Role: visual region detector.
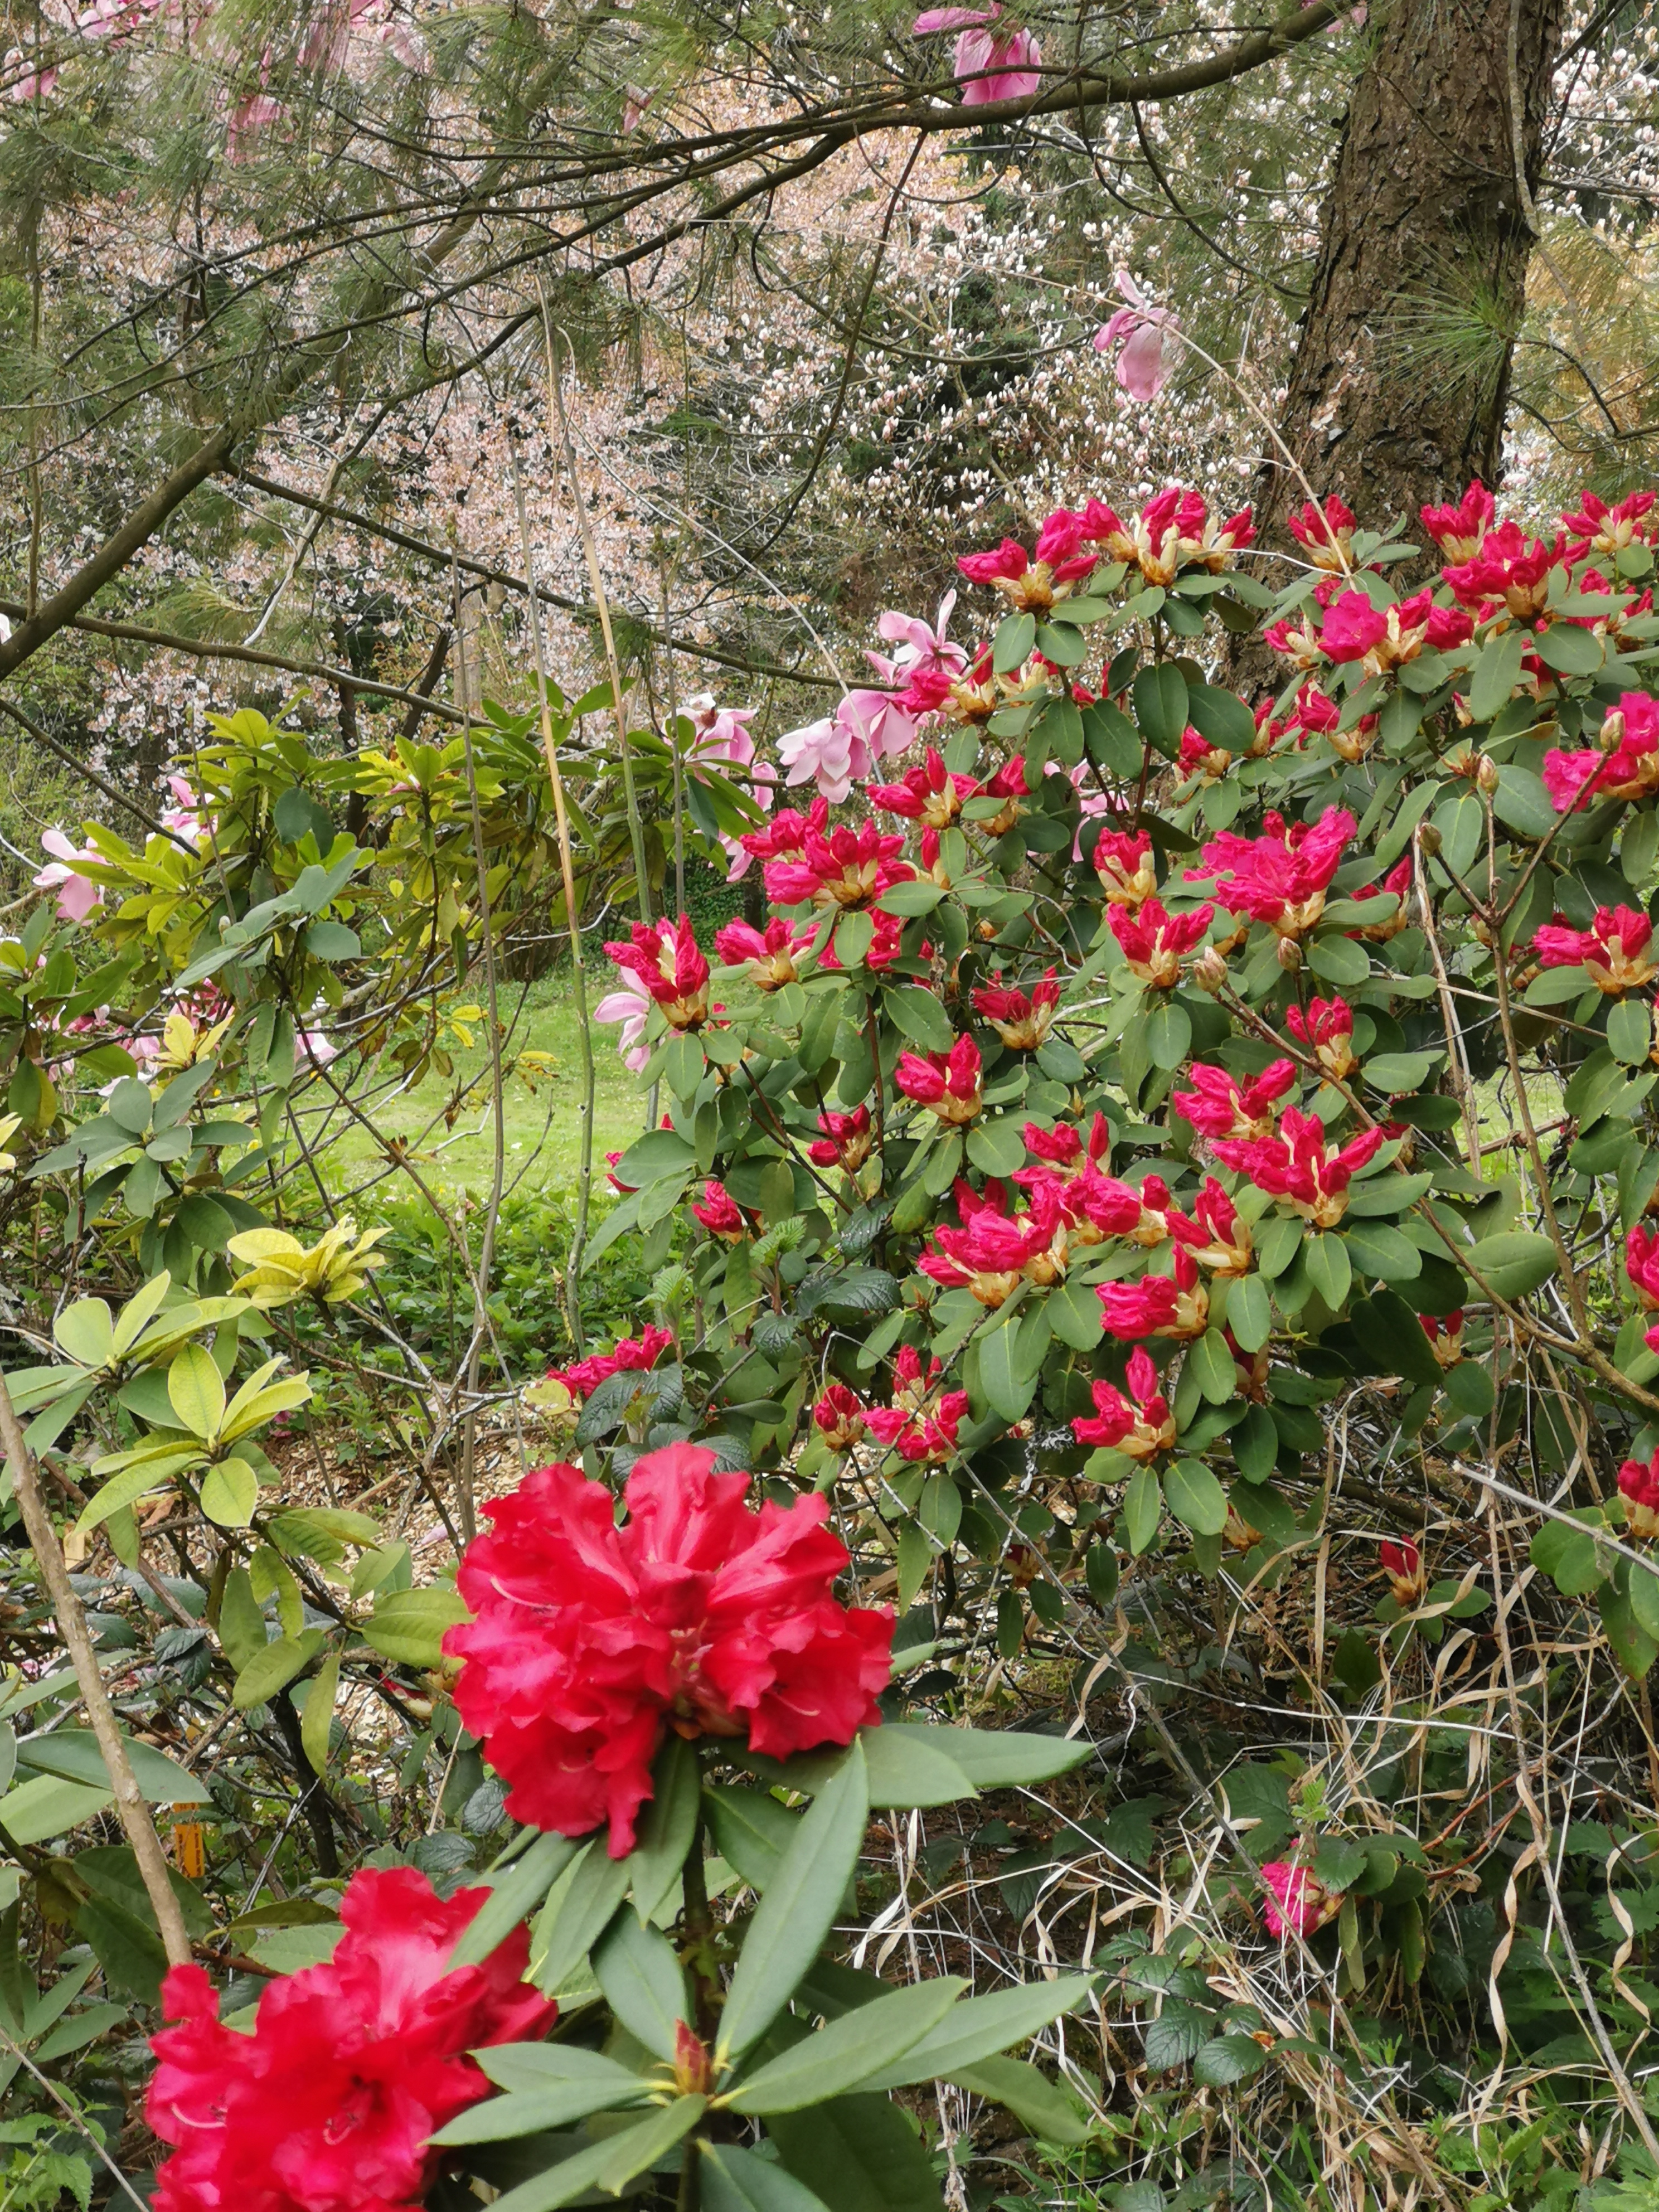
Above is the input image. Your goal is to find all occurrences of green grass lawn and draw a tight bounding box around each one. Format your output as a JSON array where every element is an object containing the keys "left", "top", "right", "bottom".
[{"left": 304, "top": 971, "right": 647, "bottom": 1206}]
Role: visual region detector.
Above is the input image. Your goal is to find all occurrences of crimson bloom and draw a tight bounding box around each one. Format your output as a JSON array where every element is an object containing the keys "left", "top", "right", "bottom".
[
  {"left": 765, "top": 820, "right": 913, "bottom": 911},
  {"left": 869, "top": 745, "right": 977, "bottom": 826},
  {"left": 1211, "top": 1107, "right": 1384, "bottom": 1228},
  {"left": 1286, "top": 492, "right": 1355, "bottom": 571},
  {"left": 1619, "top": 1451, "right": 1659, "bottom": 1540},
  {"left": 1168, "top": 1177, "right": 1253, "bottom": 1275},
  {"left": 1094, "top": 828, "right": 1156, "bottom": 904},
  {"left": 1192, "top": 808, "right": 1355, "bottom": 937},
  {"left": 544, "top": 1326, "right": 675, "bottom": 1411},
  {"left": 1172, "top": 1058, "right": 1296, "bottom": 1141},
  {"left": 919, "top": 1178, "right": 1066, "bottom": 1306},
  {"left": 1420, "top": 481, "right": 1496, "bottom": 563},
  {"left": 1072, "top": 1346, "right": 1173, "bottom": 1457},
  {"left": 813, "top": 1383, "right": 867, "bottom": 1451},
  {"left": 1260, "top": 1861, "right": 1337, "bottom": 1939},
  {"left": 603, "top": 914, "right": 709, "bottom": 1029},
  {"left": 715, "top": 915, "right": 816, "bottom": 989},
  {"left": 447, "top": 1444, "right": 892, "bottom": 1854},
  {"left": 1533, "top": 905, "right": 1658, "bottom": 994},
  {"left": 1109, "top": 897, "right": 1214, "bottom": 988},
  {"left": 1543, "top": 695, "right": 1659, "bottom": 811},
  {"left": 895, "top": 1032, "right": 983, "bottom": 1123},
  {"left": 147, "top": 1867, "right": 554, "bottom": 2212},
  {"left": 973, "top": 968, "right": 1060, "bottom": 1050},
  {"left": 1098, "top": 1243, "right": 1209, "bottom": 1342},
  {"left": 1379, "top": 1536, "right": 1427, "bottom": 1607},
  {"left": 1441, "top": 522, "right": 1563, "bottom": 618},
  {"left": 1023, "top": 1112, "right": 1112, "bottom": 1172},
  {"left": 809, "top": 1105, "right": 874, "bottom": 1173},
  {"left": 691, "top": 1178, "right": 748, "bottom": 1240},
  {"left": 1628, "top": 1225, "right": 1659, "bottom": 1310},
  {"left": 1286, "top": 995, "right": 1356, "bottom": 1080},
  {"left": 1562, "top": 488, "right": 1656, "bottom": 559}
]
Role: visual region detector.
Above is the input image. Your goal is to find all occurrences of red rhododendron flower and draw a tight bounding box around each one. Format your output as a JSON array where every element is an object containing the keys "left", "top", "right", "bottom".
[
  {"left": 764, "top": 819, "right": 913, "bottom": 910},
  {"left": 715, "top": 915, "right": 816, "bottom": 989},
  {"left": 1442, "top": 522, "right": 1563, "bottom": 617},
  {"left": 1545, "top": 696, "right": 1659, "bottom": 813},
  {"left": 972, "top": 968, "right": 1059, "bottom": 1050},
  {"left": 447, "top": 1444, "right": 892, "bottom": 1854},
  {"left": 1286, "top": 994, "right": 1356, "bottom": 1079},
  {"left": 147, "top": 1867, "right": 554, "bottom": 2212},
  {"left": 739, "top": 798, "right": 829, "bottom": 867},
  {"left": 919, "top": 1177, "right": 1068, "bottom": 1306},
  {"left": 1098, "top": 1243, "right": 1209, "bottom": 1341},
  {"left": 956, "top": 530, "right": 1092, "bottom": 610},
  {"left": 1379, "top": 1536, "right": 1426, "bottom": 1606},
  {"left": 1347, "top": 855, "right": 1413, "bottom": 940},
  {"left": 691, "top": 1178, "right": 748, "bottom": 1240},
  {"left": 603, "top": 914, "right": 710, "bottom": 1029},
  {"left": 1072, "top": 1346, "right": 1173, "bottom": 1457},
  {"left": 1094, "top": 828, "right": 1156, "bottom": 904},
  {"left": 1561, "top": 488, "right": 1656, "bottom": 559},
  {"left": 544, "top": 1326, "right": 675, "bottom": 1408},
  {"left": 1172, "top": 1058, "right": 1296, "bottom": 1140},
  {"left": 1420, "top": 481, "right": 1496, "bottom": 563},
  {"left": 1620, "top": 1451, "right": 1659, "bottom": 1539},
  {"left": 1191, "top": 808, "right": 1355, "bottom": 937},
  {"left": 895, "top": 1032, "right": 983, "bottom": 1123},
  {"left": 813, "top": 1382, "right": 867, "bottom": 1450},
  {"left": 1168, "top": 1177, "right": 1253, "bottom": 1275},
  {"left": 1286, "top": 492, "right": 1355, "bottom": 571},
  {"left": 1533, "top": 904, "right": 1658, "bottom": 994},
  {"left": 1628, "top": 1225, "right": 1659, "bottom": 1310},
  {"left": 809, "top": 1105, "right": 874, "bottom": 1172},
  {"left": 868, "top": 745, "right": 977, "bottom": 827},
  {"left": 1109, "top": 896, "right": 1214, "bottom": 987},
  {"left": 1212, "top": 1107, "right": 1384, "bottom": 1228}
]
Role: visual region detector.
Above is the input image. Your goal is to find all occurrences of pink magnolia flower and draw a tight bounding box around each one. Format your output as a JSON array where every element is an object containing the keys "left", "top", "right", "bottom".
[
  {"left": 4, "top": 54, "right": 58, "bottom": 100},
  {"left": 33, "top": 830, "right": 102, "bottom": 922},
  {"left": 595, "top": 968, "right": 654, "bottom": 1073},
  {"left": 1533, "top": 905, "right": 1658, "bottom": 994},
  {"left": 1073, "top": 1346, "right": 1174, "bottom": 1457},
  {"left": 837, "top": 687, "right": 918, "bottom": 767},
  {"left": 776, "top": 714, "right": 869, "bottom": 804},
  {"left": 298, "top": 1031, "right": 337, "bottom": 1070},
  {"left": 1092, "top": 270, "right": 1181, "bottom": 402},
  {"left": 914, "top": 3, "right": 1042, "bottom": 104},
  {"left": 875, "top": 594, "right": 967, "bottom": 681}
]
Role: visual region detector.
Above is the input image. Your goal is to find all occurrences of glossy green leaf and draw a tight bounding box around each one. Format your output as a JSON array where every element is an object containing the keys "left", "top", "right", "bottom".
[
  {"left": 448, "top": 1833, "right": 581, "bottom": 1972},
  {"left": 727, "top": 1978, "right": 964, "bottom": 2113},
  {"left": 593, "top": 1910, "right": 690, "bottom": 2062},
  {"left": 700, "top": 2143, "right": 833, "bottom": 2212},
  {"left": 535, "top": 1838, "right": 633, "bottom": 1991},
  {"left": 1124, "top": 1467, "right": 1162, "bottom": 1554},
  {"left": 488, "top": 2098, "right": 706, "bottom": 2212},
  {"left": 232, "top": 1629, "right": 324, "bottom": 1710},
  {"left": 1471, "top": 1230, "right": 1558, "bottom": 1301},
  {"left": 629, "top": 1733, "right": 702, "bottom": 1923},
  {"left": 1163, "top": 1458, "right": 1228, "bottom": 1537},
  {"left": 858, "top": 1973, "right": 1095, "bottom": 2090}
]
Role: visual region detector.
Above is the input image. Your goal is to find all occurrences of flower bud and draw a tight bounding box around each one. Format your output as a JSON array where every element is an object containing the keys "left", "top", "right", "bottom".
[
  {"left": 1417, "top": 823, "right": 1442, "bottom": 858},
  {"left": 1476, "top": 753, "right": 1499, "bottom": 795},
  {"left": 1276, "top": 935, "right": 1302, "bottom": 974},
  {"left": 1192, "top": 946, "right": 1229, "bottom": 995}
]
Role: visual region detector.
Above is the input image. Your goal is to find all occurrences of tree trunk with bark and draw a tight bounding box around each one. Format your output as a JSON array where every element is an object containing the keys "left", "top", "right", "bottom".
[{"left": 1257, "top": 0, "right": 1565, "bottom": 547}]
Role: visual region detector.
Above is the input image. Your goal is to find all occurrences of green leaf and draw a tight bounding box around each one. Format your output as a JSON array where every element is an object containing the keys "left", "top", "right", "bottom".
[
  {"left": 1186, "top": 1329, "right": 1235, "bottom": 1406},
  {"left": 978, "top": 1318, "right": 1037, "bottom": 1423},
  {"left": 1629, "top": 1559, "right": 1659, "bottom": 1643},
  {"left": 1445, "top": 1360, "right": 1495, "bottom": 1421},
  {"left": 1146, "top": 998, "right": 1192, "bottom": 1068},
  {"left": 11, "top": 1728, "right": 208, "bottom": 1804},
  {"left": 593, "top": 1910, "right": 690, "bottom": 2063},
  {"left": 718, "top": 1739, "right": 869, "bottom": 2060},
  {"left": 430, "top": 2074, "right": 651, "bottom": 2145},
  {"left": 767, "top": 2094, "right": 942, "bottom": 2212},
  {"left": 1226, "top": 1273, "right": 1272, "bottom": 1352},
  {"left": 359, "top": 1586, "right": 468, "bottom": 1666},
  {"left": 448, "top": 1833, "right": 581, "bottom": 1972},
  {"left": 1132, "top": 663, "right": 1189, "bottom": 759},
  {"left": 881, "top": 983, "right": 955, "bottom": 1052},
  {"left": 478, "top": 2044, "right": 649, "bottom": 2095},
  {"left": 1191, "top": 2035, "right": 1268, "bottom": 2088},
  {"left": 1185, "top": 684, "right": 1257, "bottom": 755},
  {"left": 1143, "top": 2000, "right": 1214, "bottom": 2072},
  {"left": 727, "top": 1978, "right": 964, "bottom": 2113},
  {"left": 629, "top": 1734, "right": 702, "bottom": 1924},
  {"left": 702, "top": 1785, "right": 800, "bottom": 1892},
  {"left": 1468, "top": 628, "right": 1525, "bottom": 721},
  {"left": 232, "top": 1629, "right": 324, "bottom": 1710},
  {"left": 1304, "top": 1231, "right": 1352, "bottom": 1310},
  {"left": 1493, "top": 765, "right": 1559, "bottom": 840},
  {"left": 950, "top": 2056, "right": 1089, "bottom": 2145},
  {"left": 1163, "top": 1459, "right": 1228, "bottom": 1538},
  {"left": 664, "top": 1031, "right": 705, "bottom": 1099},
  {"left": 200, "top": 1457, "right": 259, "bottom": 1527},
  {"left": 488, "top": 2100, "right": 706, "bottom": 2212},
  {"left": 1124, "top": 1466, "right": 1162, "bottom": 1554},
  {"left": 1533, "top": 621, "right": 1604, "bottom": 676},
  {"left": 1362, "top": 1051, "right": 1434, "bottom": 1093},
  {"left": 993, "top": 612, "right": 1036, "bottom": 673},
  {"left": 1609, "top": 997, "right": 1653, "bottom": 1066},
  {"left": 167, "top": 1343, "right": 225, "bottom": 1441},
  {"left": 859, "top": 1726, "right": 978, "bottom": 1809},
  {"left": 1231, "top": 1403, "right": 1277, "bottom": 1482},
  {"left": 535, "top": 1839, "right": 632, "bottom": 1990},
  {"left": 52, "top": 1297, "right": 114, "bottom": 1370},
  {"left": 299, "top": 1647, "right": 340, "bottom": 1773},
  {"left": 1307, "top": 934, "right": 1370, "bottom": 989},
  {"left": 1471, "top": 1230, "right": 1558, "bottom": 1301},
  {"left": 1529, "top": 1517, "right": 1606, "bottom": 1597},
  {"left": 700, "top": 2143, "right": 833, "bottom": 2212},
  {"left": 858, "top": 1975, "right": 1095, "bottom": 2090},
  {"left": 1340, "top": 1222, "right": 1422, "bottom": 1282},
  {"left": 874, "top": 879, "right": 945, "bottom": 917},
  {"left": 112, "top": 1278, "right": 176, "bottom": 1355},
  {"left": 75, "top": 1453, "right": 202, "bottom": 1533},
  {"left": 1348, "top": 1292, "right": 1443, "bottom": 1385},
  {"left": 1046, "top": 1279, "right": 1104, "bottom": 1350}
]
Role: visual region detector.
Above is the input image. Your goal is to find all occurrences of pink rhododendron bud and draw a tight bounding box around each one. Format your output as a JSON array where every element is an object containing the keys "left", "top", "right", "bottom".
[
  {"left": 1108, "top": 897, "right": 1214, "bottom": 988},
  {"left": 808, "top": 1105, "right": 874, "bottom": 1173},
  {"left": 1286, "top": 492, "right": 1356, "bottom": 572},
  {"left": 1420, "top": 481, "right": 1496, "bottom": 563},
  {"left": 446, "top": 1445, "right": 892, "bottom": 1853},
  {"left": 691, "top": 1178, "right": 748, "bottom": 1241},
  {"left": 1092, "top": 269, "right": 1181, "bottom": 402},
  {"left": 1379, "top": 1536, "right": 1427, "bottom": 1607},
  {"left": 895, "top": 1033, "right": 983, "bottom": 1124},
  {"left": 1533, "top": 905, "right": 1658, "bottom": 995},
  {"left": 603, "top": 915, "right": 710, "bottom": 1030},
  {"left": 1211, "top": 1107, "right": 1384, "bottom": 1229},
  {"left": 1072, "top": 1346, "right": 1175, "bottom": 1457},
  {"left": 972, "top": 968, "right": 1059, "bottom": 1050},
  {"left": 1098, "top": 1243, "right": 1209, "bottom": 1342},
  {"left": 1620, "top": 1452, "right": 1659, "bottom": 1540},
  {"left": 813, "top": 1382, "right": 867, "bottom": 1451},
  {"left": 1172, "top": 1059, "right": 1296, "bottom": 1141},
  {"left": 1286, "top": 994, "right": 1356, "bottom": 1080},
  {"left": 1168, "top": 1177, "right": 1253, "bottom": 1275},
  {"left": 1276, "top": 935, "right": 1303, "bottom": 974},
  {"left": 1260, "top": 1861, "right": 1338, "bottom": 1939},
  {"left": 1628, "top": 1226, "right": 1659, "bottom": 1311},
  {"left": 147, "top": 1867, "right": 556, "bottom": 2212},
  {"left": 1190, "top": 807, "right": 1355, "bottom": 938}
]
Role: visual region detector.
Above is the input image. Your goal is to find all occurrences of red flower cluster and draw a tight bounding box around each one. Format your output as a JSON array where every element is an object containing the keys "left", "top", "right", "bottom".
[
  {"left": 1094, "top": 828, "right": 1157, "bottom": 905},
  {"left": 764, "top": 818, "right": 913, "bottom": 910},
  {"left": 1211, "top": 1106, "right": 1384, "bottom": 1228},
  {"left": 1563, "top": 488, "right": 1656, "bottom": 560},
  {"left": 1260, "top": 1861, "right": 1338, "bottom": 1939},
  {"left": 1348, "top": 855, "right": 1413, "bottom": 939},
  {"left": 1419, "top": 1309, "right": 1464, "bottom": 1366},
  {"left": 1420, "top": 481, "right": 1496, "bottom": 562},
  {"left": 1544, "top": 694, "right": 1659, "bottom": 811},
  {"left": 1286, "top": 994, "right": 1356, "bottom": 1080},
  {"left": 972, "top": 968, "right": 1059, "bottom": 1050},
  {"left": 1442, "top": 521, "right": 1562, "bottom": 618},
  {"left": 813, "top": 1381, "right": 867, "bottom": 1450},
  {"left": 1534, "top": 904, "right": 1658, "bottom": 994},
  {"left": 1168, "top": 1177, "right": 1253, "bottom": 1275},
  {"left": 1286, "top": 491, "right": 1355, "bottom": 571},
  {"left": 544, "top": 1326, "right": 675, "bottom": 1410},
  {"left": 1628, "top": 1226, "right": 1659, "bottom": 1309},
  {"left": 1317, "top": 588, "right": 1470, "bottom": 673},
  {"left": 447, "top": 1444, "right": 892, "bottom": 1854},
  {"left": 895, "top": 1032, "right": 983, "bottom": 1123},
  {"left": 1097, "top": 1242, "right": 1208, "bottom": 1341},
  {"left": 809, "top": 1105, "right": 874, "bottom": 1172},
  {"left": 863, "top": 1345, "right": 968, "bottom": 1462},
  {"left": 1191, "top": 808, "right": 1355, "bottom": 938},
  {"left": 869, "top": 745, "right": 977, "bottom": 827},
  {"left": 691, "top": 1178, "right": 749, "bottom": 1240},
  {"left": 1022, "top": 1112, "right": 1113, "bottom": 1171},
  {"left": 1072, "top": 1346, "right": 1174, "bottom": 1458},
  {"left": 148, "top": 1867, "right": 554, "bottom": 2212},
  {"left": 919, "top": 1176, "right": 1070, "bottom": 1307},
  {"left": 1109, "top": 896, "right": 1214, "bottom": 988},
  {"left": 1621, "top": 1452, "right": 1659, "bottom": 1539},
  {"left": 1173, "top": 1058, "right": 1295, "bottom": 1141},
  {"left": 715, "top": 915, "right": 816, "bottom": 989},
  {"left": 1079, "top": 489, "right": 1253, "bottom": 588},
  {"left": 603, "top": 914, "right": 710, "bottom": 1029},
  {"left": 1379, "top": 1536, "right": 1427, "bottom": 1607}
]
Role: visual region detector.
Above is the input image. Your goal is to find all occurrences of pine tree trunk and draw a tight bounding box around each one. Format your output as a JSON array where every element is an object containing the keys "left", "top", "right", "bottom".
[{"left": 1256, "top": 0, "right": 1565, "bottom": 542}]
